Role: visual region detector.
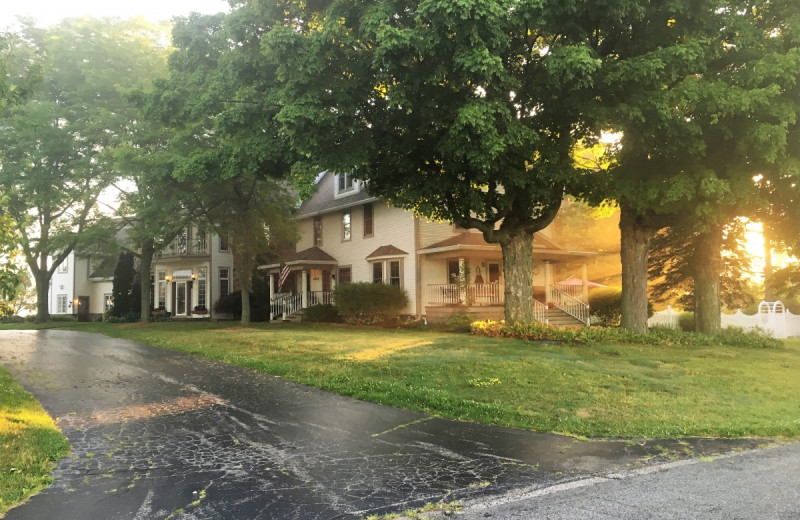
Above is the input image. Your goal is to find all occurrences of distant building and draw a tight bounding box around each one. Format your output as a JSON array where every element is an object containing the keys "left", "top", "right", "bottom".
[{"left": 49, "top": 225, "right": 234, "bottom": 320}]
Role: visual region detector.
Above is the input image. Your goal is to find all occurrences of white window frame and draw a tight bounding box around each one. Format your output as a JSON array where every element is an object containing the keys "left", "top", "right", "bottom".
[
  {"left": 334, "top": 172, "right": 358, "bottom": 198},
  {"left": 56, "top": 294, "right": 68, "bottom": 314},
  {"left": 57, "top": 258, "right": 68, "bottom": 274},
  {"left": 219, "top": 267, "right": 230, "bottom": 298},
  {"left": 363, "top": 203, "right": 374, "bottom": 237},
  {"left": 342, "top": 210, "right": 351, "bottom": 241},
  {"left": 104, "top": 293, "right": 113, "bottom": 311}
]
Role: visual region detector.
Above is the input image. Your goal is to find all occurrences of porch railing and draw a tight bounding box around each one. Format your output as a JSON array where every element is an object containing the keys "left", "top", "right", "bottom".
[
  {"left": 270, "top": 291, "right": 332, "bottom": 319},
  {"left": 428, "top": 283, "right": 503, "bottom": 306},
  {"left": 534, "top": 299, "right": 548, "bottom": 323},
  {"left": 553, "top": 283, "right": 584, "bottom": 300},
  {"left": 159, "top": 237, "right": 209, "bottom": 257},
  {"left": 550, "top": 286, "right": 590, "bottom": 325}
]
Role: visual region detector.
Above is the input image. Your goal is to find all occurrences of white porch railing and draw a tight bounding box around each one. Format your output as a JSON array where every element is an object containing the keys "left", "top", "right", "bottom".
[
  {"left": 549, "top": 286, "right": 590, "bottom": 325},
  {"left": 553, "top": 283, "right": 583, "bottom": 300},
  {"left": 427, "top": 283, "right": 503, "bottom": 306},
  {"left": 534, "top": 299, "right": 548, "bottom": 323},
  {"left": 270, "top": 291, "right": 332, "bottom": 320}
]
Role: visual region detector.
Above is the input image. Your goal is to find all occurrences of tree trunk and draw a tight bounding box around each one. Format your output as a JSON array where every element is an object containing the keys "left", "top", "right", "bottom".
[
  {"left": 35, "top": 270, "right": 50, "bottom": 323},
  {"left": 763, "top": 228, "right": 774, "bottom": 302},
  {"left": 139, "top": 242, "right": 155, "bottom": 323},
  {"left": 500, "top": 229, "right": 535, "bottom": 323},
  {"left": 693, "top": 225, "right": 722, "bottom": 333},
  {"left": 619, "top": 204, "right": 652, "bottom": 334}
]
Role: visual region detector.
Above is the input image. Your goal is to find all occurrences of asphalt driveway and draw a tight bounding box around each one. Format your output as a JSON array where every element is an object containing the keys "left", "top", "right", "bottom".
[{"left": 0, "top": 330, "right": 770, "bottom": 519}]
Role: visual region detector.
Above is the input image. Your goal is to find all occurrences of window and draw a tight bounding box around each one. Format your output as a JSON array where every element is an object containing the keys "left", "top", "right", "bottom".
[
  {"left": 219, "top": 267, "right": 230, "bottom": 298},
  {"left": 342, "top": 210, "right": 351, "bottom": 241},
  {"left": 57, "top": 258, "right": 68, "bottom": 274},
  {"left": 372, "top": 262, "right": 383, "bottom": 284},
  {"left": 336, "top": 172, "right": 356, "bottom": 195},
  {"left": 389, "top": 260, "right": 401, "bottom": 286},
  {"left": 363, "top": 203, "right": 374, "bottom": 237},
  {"left": 219, "top": 234, "right": 230, "bottom": 252},
  {"left": 150, "top": 274, "right": 155, "bottom": 309},
  {"left": 337, "top": 266, "right": 351, "bottom": 285},
  {"left": 104, "top": 293, "right": 113, "bottom": 311},
  {"left": 197, "top": 268, "right": 207, "bottom": 308},
  {"left": 157, "top": 271, "right": 167, "bottom": 308},
  {"left": 313, "top": 217, "right": 323, "bottom": 247},
  {"left": 56, "top": 294, "right": 68, "bottom": 314}
]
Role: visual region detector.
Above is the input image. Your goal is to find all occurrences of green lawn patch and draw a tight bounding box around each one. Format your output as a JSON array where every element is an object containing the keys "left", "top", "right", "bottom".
[
  {"left": 0, "top": 366, "right": 70, "bottom": 516},
  {"left": 5, "top": 321, "right": 800, "bottom": 439}
]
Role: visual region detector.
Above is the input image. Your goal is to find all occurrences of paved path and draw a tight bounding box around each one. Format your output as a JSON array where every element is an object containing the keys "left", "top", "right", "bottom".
[{"left": 0, "top": 330, "right": 771, "bottom": 519}]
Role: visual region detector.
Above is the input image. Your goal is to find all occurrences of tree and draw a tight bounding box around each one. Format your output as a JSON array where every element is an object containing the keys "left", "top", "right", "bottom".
[
  {"left": 649, "top": 221, "right": 757, "bottom": 312},
  {"left": 0, "top": 18, "right": 172, "bottom": 321},
  {"left": 265, "top": 0, "right": 608, "bottom": 323},
  {"left": 148, "top": 10, "right": 297, "bottom": 326},
  {"left": 110, "top": 251, "right": 137, "bottom": 318},
  {"left": 596, "top": 0, "right": 800, "bottom": 332}
]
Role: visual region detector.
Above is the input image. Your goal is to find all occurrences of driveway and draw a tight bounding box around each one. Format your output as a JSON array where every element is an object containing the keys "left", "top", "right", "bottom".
[{"left": 0, "top": 330, "right": 769, "bottom": 519}]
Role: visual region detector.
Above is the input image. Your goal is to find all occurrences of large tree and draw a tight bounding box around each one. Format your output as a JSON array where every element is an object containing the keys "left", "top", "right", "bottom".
[
  {"left": 0, "top": 18, "right": 172, "bottom": 321},
  {"left": 148, "top": 10, "right": 297, "bottom": 326},
  {"left": 265, "top": 0, "right": 608, "bottom": 323},
  {"left": 595, "top": 0, "right": 800, "bottom": 333}
]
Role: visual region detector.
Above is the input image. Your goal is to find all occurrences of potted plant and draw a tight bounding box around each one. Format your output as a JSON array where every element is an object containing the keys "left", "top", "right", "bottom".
[{"left": 191, "top": 305, "right": 208, "bottom": 315}]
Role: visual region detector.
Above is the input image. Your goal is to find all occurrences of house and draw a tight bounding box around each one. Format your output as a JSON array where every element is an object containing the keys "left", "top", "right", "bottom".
[
  {"left": 49, "top": 224, "right": 234, "bottom": 320},
  {"left": 261, "top": 171, "right": 596, "bottom": 325}
]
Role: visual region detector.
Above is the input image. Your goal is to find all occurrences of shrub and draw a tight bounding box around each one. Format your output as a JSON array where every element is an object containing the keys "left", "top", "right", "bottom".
[
  {"left": 304, "top": 304, "right": 341, "bottom": 323},
  {"left": 678, "top": 312, "right": 695, "bottom": 332},
  {"left": 470, "top": 320, "right": 783, "bottom": 349},
  {"left": 589, "top": 287, "right": 654, "bottom": 326},
  {"left": 333, "top": 282, "right": 409, "bottom": 324},
  {"left": 49, "top": 315, "right": 77, "bottom": 323},
  {"left": 446, "top": 312, "right": 473, "bottom": 333},
  {"left": 213, "top": 290, "right": 268, "bottom": 321}
]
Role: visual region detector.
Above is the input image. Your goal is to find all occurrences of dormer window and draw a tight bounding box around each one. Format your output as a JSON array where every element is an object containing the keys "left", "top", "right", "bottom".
[{"left": 334, "top": 172, "right": 358, "bottom": 198}]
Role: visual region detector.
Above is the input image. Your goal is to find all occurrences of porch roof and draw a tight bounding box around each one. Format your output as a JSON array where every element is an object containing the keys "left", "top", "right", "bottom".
[
  {"left": 366, "top": 245, "right": 408, "bottom": 260},
  {"left": 258, "top": 246, "right": 338, "bottom": 272},
  {"left": 420, "top": 232, "right": 595, "bottom": 261}
]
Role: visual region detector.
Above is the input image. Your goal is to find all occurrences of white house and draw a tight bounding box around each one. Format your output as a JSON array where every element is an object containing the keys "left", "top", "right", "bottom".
[
  {"left": 261, "top": 171, "right": 596, "bottom": 324},
  {"left": 49, "top": 225, "right": 234, "bottom": 320}
]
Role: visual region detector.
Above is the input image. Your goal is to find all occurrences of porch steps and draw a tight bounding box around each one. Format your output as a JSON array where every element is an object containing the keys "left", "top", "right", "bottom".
[
  {"left": 545, "top": 307, "right": 587, "bottom": 328},
  {"left": 281, "top": 310, "right": 304, "bottom": 323}
]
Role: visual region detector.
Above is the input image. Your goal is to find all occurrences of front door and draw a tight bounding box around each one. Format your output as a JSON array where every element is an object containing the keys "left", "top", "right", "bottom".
[{"left": 176, "top": 282, "right": 187, "bottom": 316}]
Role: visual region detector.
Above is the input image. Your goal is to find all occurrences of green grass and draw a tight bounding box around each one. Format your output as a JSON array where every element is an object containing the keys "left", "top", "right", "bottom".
[
  {"left": 0, "top": 365, "right": 70, "bottom": 516},
  {"left": 4, "top": 321, "right": 800, "bottom": 439}
]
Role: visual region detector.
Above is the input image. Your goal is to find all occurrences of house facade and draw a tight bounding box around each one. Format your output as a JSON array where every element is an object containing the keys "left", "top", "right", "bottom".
[
  {"left": 262, "top": 172, "right": 596, "bottom": 324},
  {"left": 49, "top": 225, "right": 234, "bottom": 320}
]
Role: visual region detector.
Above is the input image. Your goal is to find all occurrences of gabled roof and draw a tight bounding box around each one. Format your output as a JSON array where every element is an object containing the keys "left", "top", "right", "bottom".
[
  {"left": 366, "top": 245, "right": 408, "bottom": 260},
  {"left": 259, "top": 246, "right": 338, "bottom": 271},
  {"left": 420, "top": 232, "right": 500, "bottom": 254},
  {"left": 296, "top": 171, "right": 377, "bottom": 219}
]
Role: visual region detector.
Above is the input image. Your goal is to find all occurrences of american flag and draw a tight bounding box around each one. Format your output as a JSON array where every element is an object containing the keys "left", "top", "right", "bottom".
[{"left": 277, "top": 263, "right": 291, "bottom": 292}]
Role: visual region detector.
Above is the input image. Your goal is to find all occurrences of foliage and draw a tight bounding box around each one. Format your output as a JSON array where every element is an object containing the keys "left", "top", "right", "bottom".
[
  {"left": 589, "top": 287, "right": 652, "bottom": 327},
  {"left": 470, "top": 320, "right": 783, "bottom": 350},
  {"left": 0, "top": 18, "right": 170, "bottom": 321},
  {"left": 110, "top": 252, "right": 138, "bottom": 318},
  {"left": 649, "top": 222, "right": 756, "bottom": 311},
  {"left": 264, "top": 0, "right": 607, "bottom": 323},
  {"left": 147, "top": 9, "right": 299, "bottom": 326},
  {"left": 0, "top": 365, "right": 70, "bottom": 516},
  {"left": 303, "top": 304, "right": 341, "bottom": 323},
  {"left": 446, "top": 312, "right": 474, "bottom": 333},
  {"left": 333, "top": 283, "right": 409, "bottom": 324},
  {"left": 678, "top": 312, "right": 695, "bottom": 332}
]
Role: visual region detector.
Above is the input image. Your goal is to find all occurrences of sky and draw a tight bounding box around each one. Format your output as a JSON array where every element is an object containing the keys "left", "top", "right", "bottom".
[{"left": 0, "top": 0, "right": 231, "bottom": 29}]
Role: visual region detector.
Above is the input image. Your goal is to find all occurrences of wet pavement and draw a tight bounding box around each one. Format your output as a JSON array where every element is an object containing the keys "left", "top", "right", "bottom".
[{"left": 0, "top": 330, "right": 772, "bottom": 519}]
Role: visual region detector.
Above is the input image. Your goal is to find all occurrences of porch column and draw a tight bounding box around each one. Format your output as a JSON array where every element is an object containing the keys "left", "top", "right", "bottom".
[
  {"left": 269, "top": 272, "right": 275, "bottom": 320},
  {"left": 301, "top": 270, "right": 309, "bottom": 308},
  {"left": 459, "top": 258, "right": 466, "bottom": 304},
  {"left": 581, "top": 262, "right": 589, "bottom": 303},
  {"left": 544, "top": 261, "right": 551, "bottom": 304}
]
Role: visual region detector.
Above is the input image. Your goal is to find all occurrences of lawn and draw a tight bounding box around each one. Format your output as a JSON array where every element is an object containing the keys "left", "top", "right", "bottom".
[
  {"left": 0, "top": 365, "right": 70, "bottom": 516},
  {"left": 10, "top": 320, "right": 797, "bottom": 439}
]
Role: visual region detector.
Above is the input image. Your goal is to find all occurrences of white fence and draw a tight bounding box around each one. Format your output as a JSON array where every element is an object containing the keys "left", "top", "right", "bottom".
[{"left": 647, "top": 301, "right": 800, "bottom": 339}]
